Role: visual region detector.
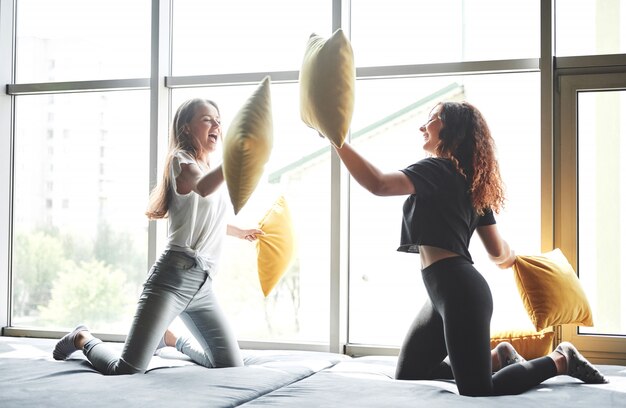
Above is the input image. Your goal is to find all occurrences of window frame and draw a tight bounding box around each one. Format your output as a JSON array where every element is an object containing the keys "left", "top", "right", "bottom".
[{"left": 556, "top": 70, "right": 626, "bottom": 364}]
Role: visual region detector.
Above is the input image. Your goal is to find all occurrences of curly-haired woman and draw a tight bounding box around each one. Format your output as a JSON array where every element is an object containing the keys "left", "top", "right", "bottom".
[{"left": 332, "top": 101, "right": 606, "bottom": 396}]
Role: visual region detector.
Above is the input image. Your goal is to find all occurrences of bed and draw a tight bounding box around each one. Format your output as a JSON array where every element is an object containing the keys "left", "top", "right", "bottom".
[{"left": 1, "top": 336, "right": 625, "bottom": 407}]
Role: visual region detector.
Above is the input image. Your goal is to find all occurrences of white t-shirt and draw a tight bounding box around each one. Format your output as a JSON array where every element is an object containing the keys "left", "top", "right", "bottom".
[{"left": 165, "top": 151, "right": 229, "bottom": 276}]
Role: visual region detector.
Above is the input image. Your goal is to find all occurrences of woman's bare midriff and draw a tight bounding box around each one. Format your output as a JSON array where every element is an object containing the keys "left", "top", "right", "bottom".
[{"left": 419, "top": 245, "right": 460, "bottom": 269}]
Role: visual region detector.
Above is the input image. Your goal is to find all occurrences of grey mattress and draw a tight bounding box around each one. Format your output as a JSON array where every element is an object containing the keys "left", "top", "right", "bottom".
[{"left": 1, "top": 336, "right": 625, "bottom": 407}]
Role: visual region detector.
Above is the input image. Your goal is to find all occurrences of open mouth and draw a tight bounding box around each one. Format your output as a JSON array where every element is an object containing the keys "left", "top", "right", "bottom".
[{"left": 208, "top": 133, "right": 218, "bottom": 143}]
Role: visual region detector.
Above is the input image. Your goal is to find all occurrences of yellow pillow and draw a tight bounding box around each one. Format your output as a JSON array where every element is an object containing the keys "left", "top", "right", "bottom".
[
  {"left": 299, "top": 28, "right": 355, "bottom": 148},
  {"left": 223, "top": 76, "right": 273, "bottom": 214},
  {"left": 257, "top": 195, "right": 295, "bottom": 297},
  {"left": 490, "top": 329, "right": 555, "bottom": 360},
  {"left": 512, "top": 248, "right": 594, "bottom": 331}
]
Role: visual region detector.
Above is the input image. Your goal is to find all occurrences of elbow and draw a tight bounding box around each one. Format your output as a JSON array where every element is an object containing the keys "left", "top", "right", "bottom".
[
  {"left": 195, "top": 187, "right": 209, "bottom": 197},
  {"left": 359, "top": 173, "right": 388, "bottom": 196},
  {"left": 368, "top": 180, "right": 394, "bottom": 196},
  {"left": 195, "top": 179, "right": 223, "bottom": 197},
  {"left": 370, "top": 188, "right": 386, "bottom": 197},
  {"left": 196, "top": 187, "right": 215, "bottom": 198},
  {"left": 366, "top": 181, "right": 386, "bottom": 196}
]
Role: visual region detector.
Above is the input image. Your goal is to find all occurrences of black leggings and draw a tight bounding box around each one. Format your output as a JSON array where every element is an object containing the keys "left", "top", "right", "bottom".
[{"left": 395, "top": 256, "right": 557, "bottom": 396}]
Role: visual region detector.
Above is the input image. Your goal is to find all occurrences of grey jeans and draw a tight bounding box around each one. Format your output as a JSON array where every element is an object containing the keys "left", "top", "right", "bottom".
[{"left": 82, "top": 250, "right": 242, "bottom": 374}]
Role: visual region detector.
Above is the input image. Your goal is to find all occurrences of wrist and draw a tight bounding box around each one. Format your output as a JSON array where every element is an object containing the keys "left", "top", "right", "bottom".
[
  {"left": 496, "top": 250, "right": 516, "bottom": 268},
  {"left": 488, "top": 241, "right": 511, "bottom": 264}
]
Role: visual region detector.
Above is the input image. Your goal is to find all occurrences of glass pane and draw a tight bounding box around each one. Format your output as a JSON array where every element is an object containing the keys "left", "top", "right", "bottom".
[
  {"left": 11, "top": 91, "right": 150, "bottom": 333},
  {"left": 556, "top": 0, "right": 626, "bottom": 56},
  {"left": 15, "top": 0, "right": 151, "bottom": 82},
  {"left": 578, "top": 90, "right": 626, "bottom": 336},
  {"left": 351, "top": 0, "right": 539, "bottom": 67},
  {"left": 349, "top": 73, "right": 541, "bottom": 345},
  {"left": 172, "top": 0, "right": 330, "bottom": 76},
  {"left": 171, "top": 83, "right": 330, "bottom": 343}
]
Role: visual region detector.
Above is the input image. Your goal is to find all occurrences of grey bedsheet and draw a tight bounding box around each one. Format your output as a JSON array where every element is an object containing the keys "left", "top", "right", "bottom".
[
  {"left": 1, "top": 337, "right": 625, "bottom": 407},
  {"left": 0, "top": 336, "right": 347, "bottom": 408},
  {"left": 243, "top": 356, "right": 626, "bottom": 407}
]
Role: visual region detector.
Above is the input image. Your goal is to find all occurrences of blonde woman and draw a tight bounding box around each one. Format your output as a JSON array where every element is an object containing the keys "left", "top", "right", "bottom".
[{"left": 53, "top": 98, "right": 263, "bottom": 374}]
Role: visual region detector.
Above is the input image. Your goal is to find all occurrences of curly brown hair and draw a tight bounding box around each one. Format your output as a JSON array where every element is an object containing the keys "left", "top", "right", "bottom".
[
  {"left": 145, "top": 98, "right": 220, "bottom": 220},
  {"left": 434, "top": 101, "right": 505, "bottom": 214}
]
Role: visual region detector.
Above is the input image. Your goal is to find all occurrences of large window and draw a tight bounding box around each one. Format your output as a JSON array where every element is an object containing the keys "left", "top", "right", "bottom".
[
  {"left": 11, "top": 91, "right": 150, "bottom": 332},
  {"left": 2, "top": 0, "right": 625, "bottom": 362},
  {"left": 11, "top": 0, "right": 152, "bottom": 334},
  {"left": 557, "top": 73, "right": 626, "bottom": 362}
]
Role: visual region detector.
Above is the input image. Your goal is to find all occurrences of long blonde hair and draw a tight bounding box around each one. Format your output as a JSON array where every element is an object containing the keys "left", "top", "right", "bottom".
[{"left": 145, "top": 98, "right": 220, "bottom": 219}]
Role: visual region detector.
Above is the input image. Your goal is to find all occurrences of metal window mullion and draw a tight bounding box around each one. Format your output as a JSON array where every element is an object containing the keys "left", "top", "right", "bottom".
[
  {"left": 6, "top": 79, "right": 150, "bottom": 95},
  {"left": 147, "top": 0, "right": 172, "bottom": 270},
  {"left": 540, "top": 0, "right": 555, "bottom": 254},
  {"left": 0, "top": 0, "right": 16, "bottom": 330},
  {"left": 357, "top": 58, "right": 539, "bottom": 79},
  {"left": 165, "top": 71, "right": 299, "bottom": 88},
  {"left": 328, "top": 0, "right": 351, "bottom": 354},
  {"left": 161, "top": 59, "right": 540, "bottom": 91}
]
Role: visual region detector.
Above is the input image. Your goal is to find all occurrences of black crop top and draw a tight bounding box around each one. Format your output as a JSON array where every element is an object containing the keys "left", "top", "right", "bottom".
[{"left": 397, "top": 158, "right": 496, "bottom": 263}]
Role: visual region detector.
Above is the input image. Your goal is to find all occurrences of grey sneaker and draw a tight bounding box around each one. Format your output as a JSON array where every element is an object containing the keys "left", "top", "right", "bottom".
[
  {"left": 555, "top": 342, "right": 608, "bottom": 384},
  {"left": 53, "top": 324, "right": 89, "bottom": 360}
]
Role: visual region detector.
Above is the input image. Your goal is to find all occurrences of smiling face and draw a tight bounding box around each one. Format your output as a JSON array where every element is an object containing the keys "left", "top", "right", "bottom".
[
  {"left": 186, "top": 102, "right": 222, "bottom": 155},
  {"left": 420, "top": 104, "right": 444, "bottom": 156}
]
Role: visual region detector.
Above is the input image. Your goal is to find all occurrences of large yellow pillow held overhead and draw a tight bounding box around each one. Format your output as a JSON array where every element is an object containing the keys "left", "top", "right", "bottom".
[
  {"left": 223, "top": 76, "right": 273, "bottom": 214},
  {"left": 512, "top": 248, "right": 594, "bottom": 331},
  {"left": 257, "top": 195, "right": 295, "bottom": 297},
  {"left": 299, "top": 28, "right": 355, "bottom": 148}
]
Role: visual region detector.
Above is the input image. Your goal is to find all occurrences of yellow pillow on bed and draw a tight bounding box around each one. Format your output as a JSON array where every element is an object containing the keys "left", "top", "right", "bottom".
[
  {"left": 299, "top": 28, "right": 355, "bottom": 148},
  {"left": 512, "top": 248, "right": 594, "bottom": 331},
  {"left": 223, "top": 76, "right": 273, "bottom": 214},
  {"left": 490, "top": 329, "right": 555, "bottom": 360},
  {"left": 257, "top": 195, "right": 295, "bottom": 297}
]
